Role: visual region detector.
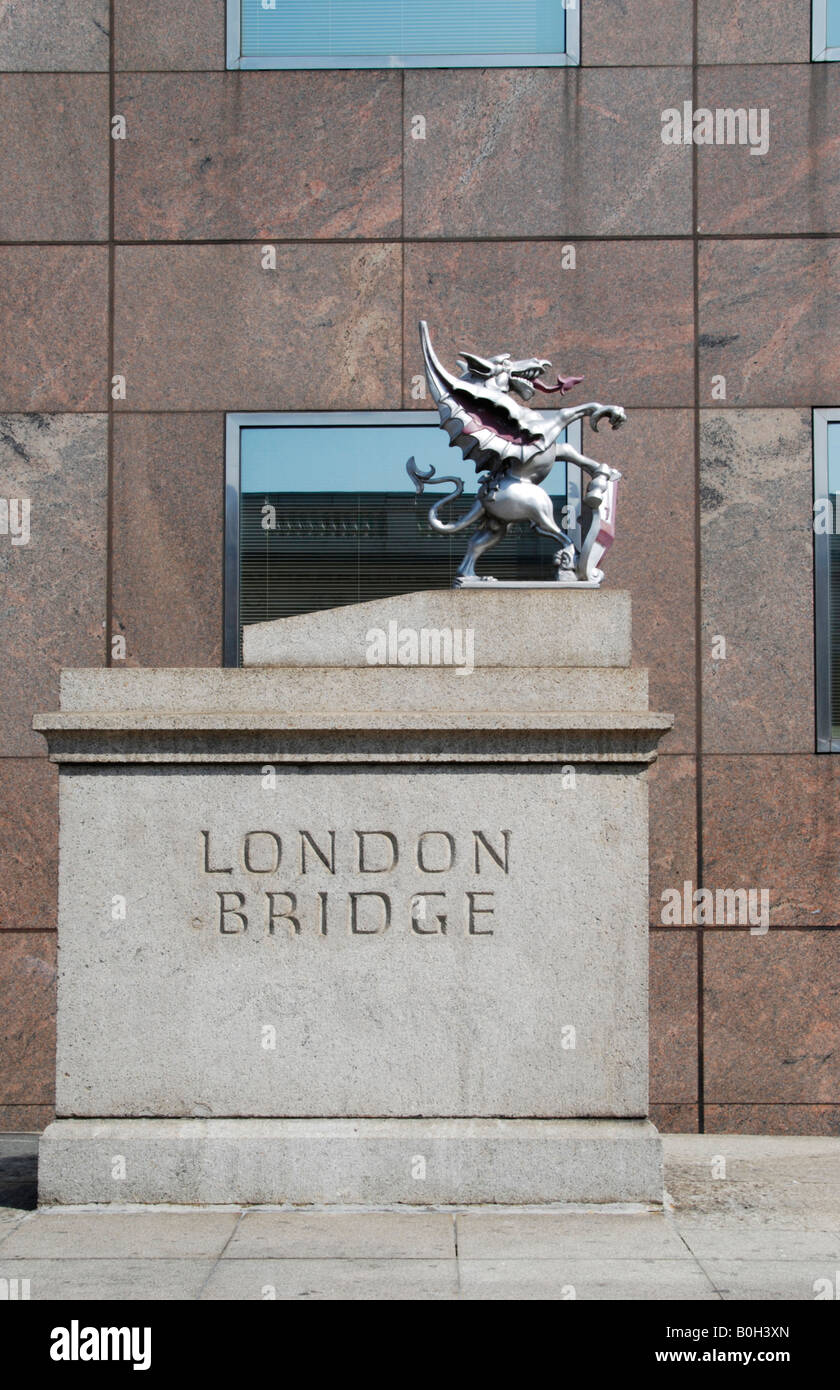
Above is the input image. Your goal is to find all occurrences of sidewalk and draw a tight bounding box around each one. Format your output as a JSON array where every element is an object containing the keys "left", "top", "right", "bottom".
[{"left": 1, "top": 1134, "right": 838, "bottom": 1300}]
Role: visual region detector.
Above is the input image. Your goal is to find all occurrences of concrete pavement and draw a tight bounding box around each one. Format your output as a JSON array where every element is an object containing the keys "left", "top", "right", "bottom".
[{"left": 1, "top": 1134, "right": 838, "bottom": 1300}]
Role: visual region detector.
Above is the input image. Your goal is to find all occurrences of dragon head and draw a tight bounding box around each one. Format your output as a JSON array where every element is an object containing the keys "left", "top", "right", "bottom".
[
  {"left": 457, "top": 349, "right": 555, "bottom": 404},
  {"left": 418, "top": 320, "right": 582, "bottom": 474}
]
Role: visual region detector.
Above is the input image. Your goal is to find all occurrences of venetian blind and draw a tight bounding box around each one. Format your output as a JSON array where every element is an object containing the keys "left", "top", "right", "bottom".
[{"left": 240, "top": 0, "right": 567, "bottom": 58}]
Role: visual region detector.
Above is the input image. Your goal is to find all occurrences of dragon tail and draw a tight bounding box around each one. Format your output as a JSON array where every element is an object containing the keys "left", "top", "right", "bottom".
[{"left": 405, "top": 456, "right": 483, "bottom": 535}]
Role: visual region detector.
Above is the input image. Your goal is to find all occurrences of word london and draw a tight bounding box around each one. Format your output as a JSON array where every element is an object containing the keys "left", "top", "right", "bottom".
[{"left": 202, "top": 827, "right": 511, "bottom": 937}]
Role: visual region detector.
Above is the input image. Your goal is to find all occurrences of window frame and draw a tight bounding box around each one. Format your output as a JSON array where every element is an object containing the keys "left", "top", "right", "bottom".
[
  {"left": 225, "top": 1, "right": 580, "bottom": 69},
  {"left": 813, "top": 0, "right": 840, "bottom": 61},
  {"left": 224, "top": 409, "right": 583, "bottom": 667},
  {"left": 814, "top": 409, "right": 840, "bottom": 750}
]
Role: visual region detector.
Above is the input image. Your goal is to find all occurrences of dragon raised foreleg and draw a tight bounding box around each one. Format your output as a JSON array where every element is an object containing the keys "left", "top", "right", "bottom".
[{"left": 554, "top": 401, "right": 627, "bottom": 434}]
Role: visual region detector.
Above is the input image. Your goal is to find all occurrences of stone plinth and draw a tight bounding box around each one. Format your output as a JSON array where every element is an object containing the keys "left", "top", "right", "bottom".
[{"left": 35, "top": 591, "right": 672, "bottom": 1206}]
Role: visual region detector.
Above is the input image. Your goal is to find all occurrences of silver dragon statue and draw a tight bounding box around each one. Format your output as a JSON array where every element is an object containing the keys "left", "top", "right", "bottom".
[{"left": 407, "top": 320, "right": 626, "bottom": 586}]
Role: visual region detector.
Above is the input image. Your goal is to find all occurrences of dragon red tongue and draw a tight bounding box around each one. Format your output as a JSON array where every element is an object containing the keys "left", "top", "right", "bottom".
[{"left": 533, "top": 373, "right": 584, "bottom": 396}]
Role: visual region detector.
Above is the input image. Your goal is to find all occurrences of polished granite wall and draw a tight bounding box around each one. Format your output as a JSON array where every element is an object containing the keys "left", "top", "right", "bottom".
[{"left": 1, "top": 0, "right": 838, "bottom": 1134}]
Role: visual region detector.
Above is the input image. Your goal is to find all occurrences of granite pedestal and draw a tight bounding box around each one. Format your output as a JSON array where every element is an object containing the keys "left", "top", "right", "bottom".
[{"left": 36, "top": 590, "right": 671, "bottom": 1205}]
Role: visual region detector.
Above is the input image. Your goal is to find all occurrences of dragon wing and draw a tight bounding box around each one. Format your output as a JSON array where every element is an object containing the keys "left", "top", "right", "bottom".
[{"left": 419, "top": 320, "right": 557, "bottom": 475}]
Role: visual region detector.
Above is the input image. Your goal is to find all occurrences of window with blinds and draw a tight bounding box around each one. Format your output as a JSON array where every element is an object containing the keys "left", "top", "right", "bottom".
[
  {"left": 814, "top": 411, "right": 840, "bottom": 749},
  {"left": 814, "top": 0, "right": 840, "bottom": 59},
  {"left": 225, "top": 413, "right": 580, "bottom": 665},
  {"left": 228, "top": 0, "right": 579, "bottom": 68}
]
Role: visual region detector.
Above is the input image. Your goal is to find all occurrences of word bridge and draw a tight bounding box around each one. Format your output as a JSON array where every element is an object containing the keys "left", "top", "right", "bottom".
[{"left": 200, "top": 828, "right": 512, "bottom": 938}]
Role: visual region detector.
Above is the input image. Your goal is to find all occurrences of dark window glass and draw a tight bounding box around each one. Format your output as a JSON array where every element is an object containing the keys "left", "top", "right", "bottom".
[
  {"left": 232, "top": 419, "right": 574, "bottom": 661},
  {"left": 829, "top": 423, "right": 840, "bottom": 738}
]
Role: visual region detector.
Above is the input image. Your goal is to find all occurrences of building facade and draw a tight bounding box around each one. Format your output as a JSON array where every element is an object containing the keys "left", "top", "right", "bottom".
[{"left": 1, "top": 0, "right": 839, "bottom": 1137}]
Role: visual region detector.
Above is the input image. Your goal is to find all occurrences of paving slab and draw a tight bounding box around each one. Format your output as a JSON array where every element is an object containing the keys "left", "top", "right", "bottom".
[
  {"left": 0, "top": 1210, "right": 240, "bottom": 1259},
  {"left": 664, "top": 1137, "right": 840, "bottom": 1183},
  {"left": 225, "top": 1210, "right": 455, "bottom": 1260},
  {"left": 670, "top": 1182, "right": 840, "bottom": 1231},
  {"left": 678, "top": 1227, "right": 840, "bottom": 1261},
  {"left": 455, "top": 1211, "right": 690, "bottom": 1260},
  {"left": 201, "top": 1257, "right": 459, "bottom": 1301},
  {"left": 0, "top": 1259, "right": 215, "bottom": 1300},
  {"left": 0, "top": 1208, "right": 30, "bottom": 1239},
  {"left": 458, "top": 1258, "right": 719, "bottom": 1301},
  {"left": 702, "top": 1259, "right": 840, "bottom": 1302},
  {"left": 664, "top": 1135, "right": 840, "bottom": 1160}
]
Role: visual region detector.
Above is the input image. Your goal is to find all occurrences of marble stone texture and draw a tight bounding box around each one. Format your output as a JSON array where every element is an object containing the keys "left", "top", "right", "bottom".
[
  {"left": 598, "top": 409, "right": 696, "bottom": 753},
  {"left": 582, "top": 0, "right": 694, "bottom": 65},
  {"left": 0, "top": 413, "right": 107, "bottom": 756},
  {"left": 697, "top": 0, "right": 813, "bottom": 64},
  {"left": 0, "top": 0, "right": 109, "bottom": 71},
  {"left": 647, "top": 756, "right": 697, "bottom": 925},
  {"left": 114, "top": 0, "right": 225, "bottom": 70},
  {"left": 700, "top": 410, "right": 814, "bottom": 754},
  {"left": 115, "top": 73, "right": 402, "bottom": 240},
  {"left": 111, "top": 414, "right": 224, "bottom": 667},
  {"left": 0, "top": 76, "right": 109, "bottom": 241},
  {"left": 649, "top": 929, "right": 698, "bottom": 1108},
  {"left": 54, "top": 763, "right": 650, "bottom": 1118},
  {"left": 704, "top": 932, "right": 840, "bottom": 1106},
  {"left": 651, "top": 1103, "right": 698, "bottom": 1133},
  {"left": 0, "top": 250, "right": 108, "bottom": 411},
  {"left": 702, "top": 757, "right": 840, "bottom": 927},
  {"left": 0, "top": 758, "right": 57, "bottom": 931},
  {"left": 705, "top": 1105, "right": 840, "bottom": 1136},
  {"left": 404, "top": 242, "right": 695, "bottom": 410},
  {"left": 114, "top": 244, "right": 402, "bottom": 411},
  {"left": 0, "top": 932, "right": 56, "bottom": 1110},
  {"left": 698, "top": 239, "right": 840, "bottom": 406},
  {"left": 403, "top": 68, "right": 692, "bottom": 238},
  {"left": 0, "top": 1103, "right": 53, "bottom": 1131},
  {"left": 697, "top": 66, "right": 840, "bottom": 235}
]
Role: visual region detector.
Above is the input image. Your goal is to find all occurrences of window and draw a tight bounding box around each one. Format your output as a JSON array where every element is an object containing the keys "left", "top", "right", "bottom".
[
  {"left": 224, "top": 411, "right": 582, "bottom": 664},
  {"left": 227, "top": 0, "right": 580, "bottom": 70},
  {"left": 814, "top": 409, "right": 840, "bottom": 749},
  {"left": 813, "top": 0, "right": 840, "bottom": 60}
]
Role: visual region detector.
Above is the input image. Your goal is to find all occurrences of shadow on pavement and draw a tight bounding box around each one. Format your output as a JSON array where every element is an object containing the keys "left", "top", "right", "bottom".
[{"left": 0, "top": 1135, "right": 39, "bottom": 1211}]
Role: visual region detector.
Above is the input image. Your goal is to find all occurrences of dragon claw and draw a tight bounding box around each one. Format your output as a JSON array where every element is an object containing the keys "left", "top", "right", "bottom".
[{"left": 590, "top": 405, "right": 627, "bottom": 433}]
